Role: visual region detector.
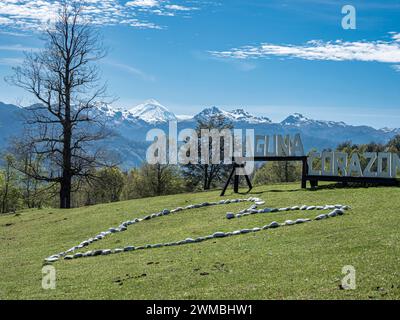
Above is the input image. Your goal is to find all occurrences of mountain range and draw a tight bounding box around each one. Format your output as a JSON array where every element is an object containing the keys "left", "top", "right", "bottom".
[{"left": 1, "top": 100, "right": 399, "bottom": 168}]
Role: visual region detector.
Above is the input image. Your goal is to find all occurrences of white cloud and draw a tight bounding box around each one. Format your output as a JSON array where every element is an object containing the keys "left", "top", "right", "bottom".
[
  {"left": 126, "top": 0, "right": 159, "bottom": 7},
  {"left": 210, "top": 33, "right": 400, "bottom": 64},
  {"left": 0, "top": 0, "right": 201, "bottom": 32},
  {"left": 165, "top": 4, "right": 197, "bottom": 11}
]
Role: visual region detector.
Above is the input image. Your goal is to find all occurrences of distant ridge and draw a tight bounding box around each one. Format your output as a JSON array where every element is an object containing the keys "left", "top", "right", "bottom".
[{"left": 1, "top": 100, "right": 399, "bottom": 167}]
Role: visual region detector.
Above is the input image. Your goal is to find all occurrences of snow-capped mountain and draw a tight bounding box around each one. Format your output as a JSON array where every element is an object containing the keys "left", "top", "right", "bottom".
[
  {"left": 129, "top": 99, "right": 177, "bottom": 123},
  {"left": 281, "top": 113, "right": 347, "bottom": 128},
  {"left": 193, "top": 106, "right": 271, "bottom": 124},
  {"left": 91, "top": 102, "right": 272, "bottom": 125},
  {"left": 1, "top": 100, "right": 399, "bottom": 168}
]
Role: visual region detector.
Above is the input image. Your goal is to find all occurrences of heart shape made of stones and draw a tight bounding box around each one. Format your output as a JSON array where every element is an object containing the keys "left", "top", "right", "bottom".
[{"left": 44, "top": 197, "right": 350, "bottom": 263}]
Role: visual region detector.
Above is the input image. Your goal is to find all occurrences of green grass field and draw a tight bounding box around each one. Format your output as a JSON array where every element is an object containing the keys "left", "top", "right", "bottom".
[{"left": 1, "top": 183, "right": 399, "bottom": 300}]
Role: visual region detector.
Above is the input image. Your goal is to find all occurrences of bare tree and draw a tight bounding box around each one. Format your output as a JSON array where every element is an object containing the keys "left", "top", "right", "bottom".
[
  {"left": 182, "top": 114, "right": 233, "bottom": 190},
  {"left": 7, "top": 2, "right": 113, "bottom": 208}
]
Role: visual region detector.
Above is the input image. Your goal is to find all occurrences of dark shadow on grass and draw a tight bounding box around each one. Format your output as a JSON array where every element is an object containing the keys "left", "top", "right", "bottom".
[
  {"left": 266, "top": 189, "right": 303, "bottom": 193},
  {"left": 306, "top": 182, "right": 400, "bottom": 191}
]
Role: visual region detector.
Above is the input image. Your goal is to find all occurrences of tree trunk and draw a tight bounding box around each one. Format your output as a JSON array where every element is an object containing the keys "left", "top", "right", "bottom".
[
  {"left": 284, "top": 161, "right": 288, "bottom": 182},
  {"left": 203, "top": 164, "right": 209, "bottom": 190},
  {"left": 61, "top": 120, "right": 72, "bottom": 208},
  {"left": 1, "top": 163, "right": 10, "bottom": 213},
  {"left": 60, "top": 174, "right": 72, "bottom": 209}
]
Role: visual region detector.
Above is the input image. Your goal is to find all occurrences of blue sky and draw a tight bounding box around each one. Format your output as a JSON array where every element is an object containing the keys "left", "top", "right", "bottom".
[{"left": 0, "top": 0, "right": 400, "bottom": 128}]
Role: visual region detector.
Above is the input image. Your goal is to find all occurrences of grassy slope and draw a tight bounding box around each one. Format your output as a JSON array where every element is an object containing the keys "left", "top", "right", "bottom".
[{"left": 0, "top": 183, "right": 399, "bottom": 300}]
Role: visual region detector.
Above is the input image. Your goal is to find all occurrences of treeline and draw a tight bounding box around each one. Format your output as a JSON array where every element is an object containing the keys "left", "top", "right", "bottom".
[
  {"left": 1, "top": 134, "right": 399, "bottom": 213},
  {"left": 0, "top": 153, "right": 232, "bottom": 213},
  {"left": 0, "top": 161, "right": 195, "bottom": 213}
]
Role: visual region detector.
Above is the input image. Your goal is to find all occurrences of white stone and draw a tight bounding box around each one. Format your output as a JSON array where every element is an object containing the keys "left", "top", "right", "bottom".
[
  {"left": 334, "top": 208, "right": 345, "bottom": 215},
  {"left": 240, "top": 229, "right": 252, "bottom": 234},
  {"left": 269, "top": 221, "right": 280, "bottom": 228},
  {"left": 83, "top": 251, "right": 93, "bottom": 257},
  {"left": 284, "top": 220, "right": 295, "bottom": 225},
  {"left": 213, "top": 232, "right": 226, "bottom": 238},
  {"left": 315, "top": 214, "right": 328, "bottom": 220},
  {"left": 328, "top": 211, "right": 337, "bottom": 217},
  {"left": 45, "top": 257, "right": 59, "bottom": 263}
]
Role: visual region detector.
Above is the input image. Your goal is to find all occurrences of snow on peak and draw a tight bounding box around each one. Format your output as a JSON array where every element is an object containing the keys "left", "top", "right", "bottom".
[
  {"left": 129, "top": 99, "right": 177, "bottom": 123},
  {"left": 381, "top": 127, "right": 400, "bottom": 134},
  {"left": 281, "top": 113, "right": 347, "bottom": 127},
  {"left": 197, "top": 106, "right": 225, "bottom": 116},
  {"left": 193, "top": 106, "right": 228, "bottom": 121},
  {"left": 281, "top": 113, "right": 310, "bottom": 125},
  {"left": 194, "top": 106, "right": 271, "bottom": 124},
  {"left": 229, "top": 108, "right": 271, "bottom": 124}
]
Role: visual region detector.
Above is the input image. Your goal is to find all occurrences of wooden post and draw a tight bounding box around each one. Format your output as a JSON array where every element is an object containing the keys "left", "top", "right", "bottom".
[
  {"left": 244, "top": 173, "right": 253, "bottom": 192},
  {"left": 233, "top": 168, "right": 239, "bottom": 193},
  {"left": 301, "top": 157, "right": 308, "bottom": 189},
  {"left": 220, "top": 165, "right": 236, "bottom": 196}
]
